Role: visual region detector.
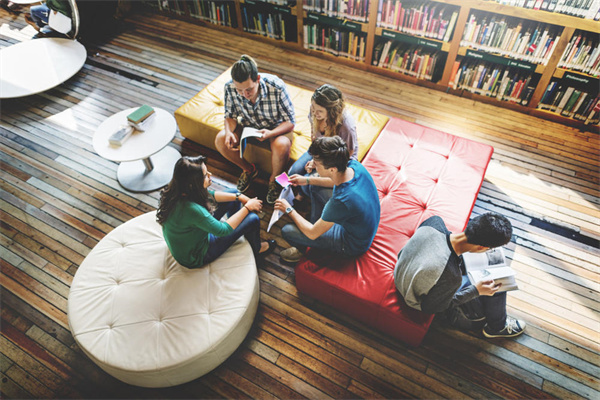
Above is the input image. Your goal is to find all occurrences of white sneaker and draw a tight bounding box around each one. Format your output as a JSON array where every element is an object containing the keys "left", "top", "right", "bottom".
[
  {"left": 483, "top": 316, "right": 526, "bottom": 338},
  {"left": 280, "top": 247, "right": 304, "bottom": 263}
]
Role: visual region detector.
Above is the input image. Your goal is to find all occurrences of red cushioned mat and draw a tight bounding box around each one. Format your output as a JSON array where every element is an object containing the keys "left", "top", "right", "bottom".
[{"left": 295, "top": 118, "right": 493, "bottom": 346}]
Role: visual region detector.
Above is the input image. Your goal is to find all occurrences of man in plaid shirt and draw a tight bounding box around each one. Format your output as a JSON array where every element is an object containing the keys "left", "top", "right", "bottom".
[{"left": 215, "top": 55, "right": 296, "bottom": 205}]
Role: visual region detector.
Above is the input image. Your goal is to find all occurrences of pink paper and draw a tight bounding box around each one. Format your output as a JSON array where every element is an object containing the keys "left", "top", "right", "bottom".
[{"left": 275, "top": 172, "right": 291, "bottom": 187}]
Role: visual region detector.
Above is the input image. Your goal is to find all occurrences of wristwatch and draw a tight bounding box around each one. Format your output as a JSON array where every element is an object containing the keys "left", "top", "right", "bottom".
[
  {"left": 285, "top": 206, "right": 294, "bottom": 214},
  {"left": 235, "top": 192, "right": 241, "bottom": 201}
]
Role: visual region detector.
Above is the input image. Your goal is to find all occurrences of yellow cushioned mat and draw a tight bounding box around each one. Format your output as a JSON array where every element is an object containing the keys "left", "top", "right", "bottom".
[{"left": 175, "top": 69, "right": 389, "bottom": 173}]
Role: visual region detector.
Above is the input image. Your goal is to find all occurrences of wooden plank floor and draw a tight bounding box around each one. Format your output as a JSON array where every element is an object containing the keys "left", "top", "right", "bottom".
[{"left": 1, "top": 8, "right": 599, "bottom": 399}]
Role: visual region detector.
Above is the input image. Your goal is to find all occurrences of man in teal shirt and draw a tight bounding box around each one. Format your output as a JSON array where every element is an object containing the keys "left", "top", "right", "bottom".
[{"left": 274, "top": 136, "right": 380, "bottom": 263}]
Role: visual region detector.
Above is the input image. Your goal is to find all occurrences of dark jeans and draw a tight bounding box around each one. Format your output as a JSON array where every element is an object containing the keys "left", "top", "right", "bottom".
[
  {"left": 458, "top": 275, "right": 507, "bottom": 331},
  {"left": 288, "top": 151, "right": 333, "bottom": 223},
  {"left": 30, "top": 4, "right": 50, "bottom": 27},
  {"left": 202, "top": 189, "right": 261, "bottom": 264}
]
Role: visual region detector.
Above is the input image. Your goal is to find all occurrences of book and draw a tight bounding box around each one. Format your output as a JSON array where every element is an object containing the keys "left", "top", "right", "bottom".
[
  {"left": 239, "top": 127, "right": 264, "bottom": 158},
  {"left": 108, "top": 125, "right": 134, "bottom": 147},
  {"left": 127, "top": 105, "right": 155, "bottom": 125},
  {"left": 127, "top": 112, "right": 155, "bottom": 132},
  {"left": 464, "top": 248, "right": 518, "bottom": 292}
]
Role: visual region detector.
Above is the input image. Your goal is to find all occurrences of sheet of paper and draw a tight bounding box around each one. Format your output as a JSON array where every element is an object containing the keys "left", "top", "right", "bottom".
[
  {"left": 267, "top": 185, "right": 295, "bottom": 232},
  {"left": 275, "top": 172, "right": 291, "bottom": 188},
  {"left": 240, "top": 127, "right": 263, "bottom": 158}
]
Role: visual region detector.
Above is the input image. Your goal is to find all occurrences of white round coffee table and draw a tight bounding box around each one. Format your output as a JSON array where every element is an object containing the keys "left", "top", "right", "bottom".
[
  {"left": 0, "top": 38, "right": 86, "bottom": 98},
  {"left": 93, "top": 108, "right": 180, "bottom": 192}
]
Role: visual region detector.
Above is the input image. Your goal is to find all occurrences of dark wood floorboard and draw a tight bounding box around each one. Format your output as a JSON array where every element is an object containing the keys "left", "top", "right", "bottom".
[{"left": 1, "top": 7, "right": 599, "bottom": 400}]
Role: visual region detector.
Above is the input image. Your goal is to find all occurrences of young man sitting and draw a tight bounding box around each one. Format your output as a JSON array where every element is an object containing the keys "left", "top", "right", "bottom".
[
  {"left": 394, "top": 213, "right": 526, "bottom": 338},
  {"left": 274, "top": 136, "right": 380, "bottom": 263},
  {"left": 214, "top": 54, "right": 296, "bottom": 204}
]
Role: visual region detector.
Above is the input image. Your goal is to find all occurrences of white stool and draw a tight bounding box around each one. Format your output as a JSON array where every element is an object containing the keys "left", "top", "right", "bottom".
[{"left": 67, "top": 211, "right": 259, "bottom": 387}]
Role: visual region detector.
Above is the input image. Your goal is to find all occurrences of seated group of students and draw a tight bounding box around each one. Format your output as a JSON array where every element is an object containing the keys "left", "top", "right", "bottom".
[{"left": 156, "top": 55, "right": 526, "bottom": 340}]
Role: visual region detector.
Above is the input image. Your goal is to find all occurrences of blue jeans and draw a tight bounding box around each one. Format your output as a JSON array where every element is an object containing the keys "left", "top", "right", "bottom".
[
  {"left": 30, "top": 4, "right": 50, "bottom": 27},
  {"left": 459, "top": 275, "right": 507, "bottom": 331},
  {"left": 289, "top": 151, "right": 333, "bottom": 223},
  {"left": 281, "top": 222, "right": 358, "bottom": 257},
  {"left": 202, "top": 189, "right": 261, "bottom": 264}
]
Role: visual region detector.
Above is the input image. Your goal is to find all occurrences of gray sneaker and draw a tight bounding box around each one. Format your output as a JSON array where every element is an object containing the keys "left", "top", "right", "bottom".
[
  {"left": 280, "top": 247, "right": 304, "bottom": 263},
  {"left": 237, "top": 165, "right": 258, "bottom": 193},
  {"left": 483, "top": 316, "right": 526, "bottom": 338},
  {"left": 266, "top": 180, "right": 281, "bottom": 205}
]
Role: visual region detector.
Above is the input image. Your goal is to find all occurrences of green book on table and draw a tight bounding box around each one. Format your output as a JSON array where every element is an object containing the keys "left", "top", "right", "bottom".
[{"left": 127, "top": 105, "right": 155, "bottom": 124}]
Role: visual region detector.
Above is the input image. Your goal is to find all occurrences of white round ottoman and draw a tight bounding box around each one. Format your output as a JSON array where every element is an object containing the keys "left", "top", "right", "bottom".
[{"left": 67, "top": 211, "right": 259, "bottom": 387}]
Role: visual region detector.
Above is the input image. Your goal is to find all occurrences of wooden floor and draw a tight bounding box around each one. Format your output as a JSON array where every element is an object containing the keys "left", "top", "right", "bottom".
[{"left": 1, "top": 7, "right": 599, "bottom": 399}]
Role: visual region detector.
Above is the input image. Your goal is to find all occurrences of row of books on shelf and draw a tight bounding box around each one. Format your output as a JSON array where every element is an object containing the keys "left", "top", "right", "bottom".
[
  {"left": 260, "top": 0, "right": 293, "bottom": 5},
  {"left": 483, "top": 0, "right": 600, "bottom": 19},
  {"left": 449, "top": 60, "right": 536, "bottom": 105},
  {"left": 373, "top": 41, "right": 444, "bottom": 80},
  {"left": 158, "top": 0, "right": 185, "bottom": 15},
  {"left": 303, "top": 0, "right": 371, "bottom": 22},
  {"left": 461, "top": 14, "right": 561, "bottom": 65},
  {"left": 188, "top": 0, "right": 235, "bottom": 26},
  {"left": 557, "top": 32, "right": 600, "bottom": 75},
  {"left": 376, "top": 1, "right": 459, "bottom": 43},
  {"left": 242, "top": 8, "right": 292, "bottom": 40},
  {"left": 303, "top": 24, "right": 367, "bottom": 61},
  {"left": 538, "top": 80, "right": 600, "bottom": 122}
]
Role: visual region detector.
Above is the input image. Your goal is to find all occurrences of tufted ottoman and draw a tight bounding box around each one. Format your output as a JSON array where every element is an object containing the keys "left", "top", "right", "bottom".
[{"left": 67, "top": 211, "right": 259, "bottom": 387}]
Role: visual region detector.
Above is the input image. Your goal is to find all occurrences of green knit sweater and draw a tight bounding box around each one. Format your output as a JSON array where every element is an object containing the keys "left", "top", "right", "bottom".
[{"left": 162, "top": 193, "right": 233, "bottom": 268}]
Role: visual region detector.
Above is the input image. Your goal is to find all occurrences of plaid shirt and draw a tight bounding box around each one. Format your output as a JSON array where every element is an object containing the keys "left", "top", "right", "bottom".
[{"left": 224, "top": 73, "right": 295, "bottom": 130}]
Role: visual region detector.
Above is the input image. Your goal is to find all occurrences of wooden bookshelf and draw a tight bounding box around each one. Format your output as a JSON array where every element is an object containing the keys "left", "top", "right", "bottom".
[{"left": 149, "top": 0, "right": 600, "bottom": 130}]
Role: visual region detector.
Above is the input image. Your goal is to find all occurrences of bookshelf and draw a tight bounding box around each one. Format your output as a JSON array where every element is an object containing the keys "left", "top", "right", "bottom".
[{"left": 148, "top": 0, "right": 600, "bottom": 129}]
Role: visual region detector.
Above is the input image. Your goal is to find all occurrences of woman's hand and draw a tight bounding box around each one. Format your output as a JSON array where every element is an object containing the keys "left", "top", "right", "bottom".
[
  {"left": 244, "top": 197, "right": 263, "bottom": 212},
  {"left": 476, "top": 279, "right": 501, "bottom": 296},
  {"left": 289, "top": 174, "right": 308, "bottom": 186},
  {"left": 274, "top": 198, "right": 291, "bottom": 213},
  {"left": 239, "top": 193, "right": 250, "bottom": 204},
  {"left": 305, "top": 160, "right": 315, "bottom": 173}
]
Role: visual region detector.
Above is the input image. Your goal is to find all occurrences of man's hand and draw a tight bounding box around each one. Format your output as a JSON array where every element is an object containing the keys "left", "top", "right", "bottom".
[
  {"left": 476, "top": 279, "right": 501, "bottom": 296},
  {"left": 256, "top": 129, "right": 270, "bottom": 141},
  {"left": 288, "top": 174, "right": 308, "bottom": 187},
  {"left": 225, "top": 131, "right": 239, "bottom": 150},
  {"left": 274, "top": 198, "right": 291, "bottom": 213}
]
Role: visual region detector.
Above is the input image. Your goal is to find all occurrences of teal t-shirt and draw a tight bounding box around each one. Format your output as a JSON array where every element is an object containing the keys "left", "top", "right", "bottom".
[
  {"left": 162, "top": 193, "right": 233, "bottom": 268},
  {"left": 321, "top": 160, "right": 380, "bottom": 255}
]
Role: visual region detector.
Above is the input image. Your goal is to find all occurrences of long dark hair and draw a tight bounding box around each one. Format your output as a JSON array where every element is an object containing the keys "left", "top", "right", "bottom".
[
  {"left": 311, "top": 84, "right": 345, "bottom": 138},
  {"left": 156, "top": 156, "right": 213, "bottom": 225}
]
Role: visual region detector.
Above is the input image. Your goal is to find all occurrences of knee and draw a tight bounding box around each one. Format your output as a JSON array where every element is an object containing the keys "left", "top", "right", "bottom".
[
  {"left": 271, "top": 136, "right": 291, "bottom": 155},
  {"left": 281, "top": 223, "right": 297, "bottom": 241},
  {"left": 214, "top": 130, "right": 226, "bottom": 151},
  {"left": 246, "top": 211, "right": 260, "bottom": 226}
]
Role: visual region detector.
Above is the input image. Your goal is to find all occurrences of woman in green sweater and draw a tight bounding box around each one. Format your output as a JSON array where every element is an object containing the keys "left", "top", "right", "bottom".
[{"left": 157, "top": 156, "right": 275, "bottom": 268}]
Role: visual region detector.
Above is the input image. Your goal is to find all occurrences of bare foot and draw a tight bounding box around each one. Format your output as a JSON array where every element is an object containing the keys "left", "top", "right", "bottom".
[{"left": 259, "top": 241, "right": 269, "bottom": 253}]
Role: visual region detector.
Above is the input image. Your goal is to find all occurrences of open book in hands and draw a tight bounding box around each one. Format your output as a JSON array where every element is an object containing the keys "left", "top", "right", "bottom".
[
  {"left": 239, "top": 127, "right": 264, "bottom": 158},
  {"left": 464, "top": 247, "right": 518, "bottom": 292}
]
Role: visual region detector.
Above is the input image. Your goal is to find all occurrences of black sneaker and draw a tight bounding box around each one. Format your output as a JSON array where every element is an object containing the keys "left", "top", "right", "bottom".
[
  {"left": 237, "top": 165, "right": 257, "bottom": 193},
  {"left": 482, "top": 316, "right": 526, "bottom": 338},
  {"left": 266, "top": 181, "right": 281, "bottom": 205}
]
